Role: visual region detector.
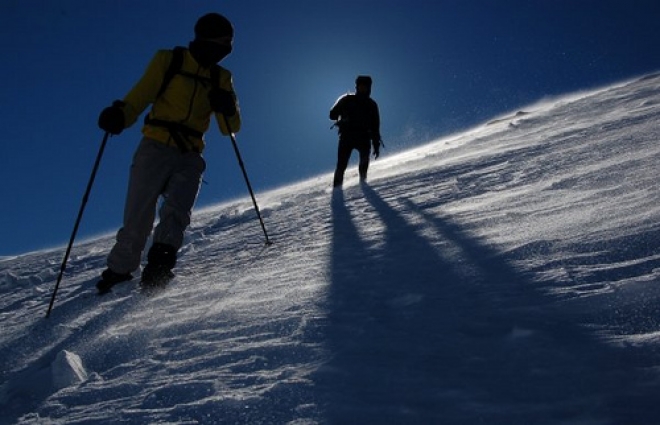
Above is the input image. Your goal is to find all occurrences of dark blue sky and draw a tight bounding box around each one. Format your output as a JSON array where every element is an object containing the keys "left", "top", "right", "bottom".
[{"left": 2, "top": 0, "right": 660, "bottom": 256}]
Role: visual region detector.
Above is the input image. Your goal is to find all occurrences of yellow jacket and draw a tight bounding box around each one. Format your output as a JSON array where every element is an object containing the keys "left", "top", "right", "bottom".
[{"left": 121, "top": 48, "right": 241, "bottom": 153}]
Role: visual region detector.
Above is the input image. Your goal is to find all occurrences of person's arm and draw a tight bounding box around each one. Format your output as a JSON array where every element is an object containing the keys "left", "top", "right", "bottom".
[
  {"left": 121, "top": 50, "right": 171, "bottom": 127},
  {"left": 215, "top": 69, "right": 241, "bottom": 134},
  {"left": 329, "top": 95, "right": 346, "bottom": 120},
  {"left": 371, "top": 101, "right": 381, "bottom": 142},
  {"left": 371, "top": 101, "right": 381, "bottom": 157}
]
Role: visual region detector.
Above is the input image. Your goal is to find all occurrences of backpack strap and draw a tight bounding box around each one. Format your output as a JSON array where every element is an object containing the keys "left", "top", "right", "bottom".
[
  {"left": 146, "top": 47, "right": 220, "bottom": 154},
  {"left": 158, "top": 46, "right": 218, "bottom": 95},
  {"left": 156, "top": 46, "right": 185, "bottom": 99},
  {"left": 146, "top": 46, "right": 200, "bottom": 153}
]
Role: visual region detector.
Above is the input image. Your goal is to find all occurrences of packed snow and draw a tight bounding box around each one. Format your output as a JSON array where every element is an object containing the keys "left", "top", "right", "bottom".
[{"left": 2, "top": 73, "right": 660, "bottom": 424}]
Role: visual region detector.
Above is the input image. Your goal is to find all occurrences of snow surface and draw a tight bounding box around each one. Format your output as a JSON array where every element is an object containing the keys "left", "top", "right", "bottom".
[{"left": 2, "top": 73, "right": 660, "bottom": 424}]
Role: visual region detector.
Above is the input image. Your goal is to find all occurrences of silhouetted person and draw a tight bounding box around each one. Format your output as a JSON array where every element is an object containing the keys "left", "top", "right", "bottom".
[{"left": 330, "top": 75, "right": 381, "bottom": 187}]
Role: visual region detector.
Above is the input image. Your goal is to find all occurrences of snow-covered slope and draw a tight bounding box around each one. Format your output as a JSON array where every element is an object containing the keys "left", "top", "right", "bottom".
[{"left": 2, "top": 73, "right": 660, "bottom": 424}]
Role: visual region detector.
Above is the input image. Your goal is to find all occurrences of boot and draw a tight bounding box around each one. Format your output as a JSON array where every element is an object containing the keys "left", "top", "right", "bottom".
[
  {"left": 141, "top": 264, "right": 174, "bottom": 288},
  {"left": 97, "top": 268, "right": 133, "bottom": 293},
  {"left": 141, "top": 243, "right": 177, "bottom": 287}
]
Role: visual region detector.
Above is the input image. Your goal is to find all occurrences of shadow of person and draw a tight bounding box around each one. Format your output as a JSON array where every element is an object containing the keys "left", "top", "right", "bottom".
[
  {"left": 314, "top": 183, "right": 652, "bottom": 424},
  {"left": 319, "top": 186, "right": 487, "bottom": 423}
]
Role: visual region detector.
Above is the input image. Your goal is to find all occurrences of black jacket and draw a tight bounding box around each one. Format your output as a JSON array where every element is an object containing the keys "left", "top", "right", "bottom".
[{"left": 330, "top": 93, "right": 380, "bottom": 144}]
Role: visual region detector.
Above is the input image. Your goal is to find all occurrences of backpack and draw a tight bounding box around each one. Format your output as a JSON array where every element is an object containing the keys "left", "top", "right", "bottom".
[
  {"left": 146, "top": 46, "right": 221, "bottom": 153},
  {"left": 336, "top": 94, "right": 376, "bottom": 136},
  {"left": 156, "top": 46, "right": 220, "bottom": 98}
]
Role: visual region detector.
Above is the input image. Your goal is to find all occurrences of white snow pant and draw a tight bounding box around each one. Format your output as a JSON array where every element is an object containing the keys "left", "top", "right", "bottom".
[{"left": 107, "top": 138, "right": 206, "bottom": 274}]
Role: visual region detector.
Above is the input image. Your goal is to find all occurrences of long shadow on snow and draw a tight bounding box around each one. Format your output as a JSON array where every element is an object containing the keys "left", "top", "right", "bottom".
[{"left": 315, "top": 183, "right": 659, "bottom": 425}]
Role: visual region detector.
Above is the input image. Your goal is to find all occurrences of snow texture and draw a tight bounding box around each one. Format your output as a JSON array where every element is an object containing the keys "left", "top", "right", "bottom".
[{"left": 2, "top": 73, "right": 660, "bottom": 424}]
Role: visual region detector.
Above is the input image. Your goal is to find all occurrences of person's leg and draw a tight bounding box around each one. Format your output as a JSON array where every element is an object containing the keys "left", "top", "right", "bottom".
[
  {"left": 143, "top": 150, "right": 205, "bottom": 282},
  {"left": 333, "top": 139, "right": 353, "bottom": 187},
  {"left": 152, "top": 151, "right": 206, "bottom": 250},
  {"left": 106, "top": 139, "right": 172, "bottom": 275},
  {"left": 357, "top": 141, "right": 371, "bottom": 181}
]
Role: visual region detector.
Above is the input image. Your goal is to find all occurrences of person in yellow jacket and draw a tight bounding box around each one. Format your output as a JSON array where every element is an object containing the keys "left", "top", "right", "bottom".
[{"left": 96, "top": 12, "right": 241, "bottom": 292}]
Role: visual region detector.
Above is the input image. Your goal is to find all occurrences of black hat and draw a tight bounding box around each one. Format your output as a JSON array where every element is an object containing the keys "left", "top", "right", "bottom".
[
  {"left": 195, "top": 13, "right": 234, "bottom": 39},
  {"left": 356, "top": 75, "right": 373, "bottom": 86}
]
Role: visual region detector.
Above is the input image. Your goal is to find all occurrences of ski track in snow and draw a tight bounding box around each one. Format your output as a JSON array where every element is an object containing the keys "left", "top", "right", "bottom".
[{"left": 2, "top": 73, "right": 660, "bottom": 424}]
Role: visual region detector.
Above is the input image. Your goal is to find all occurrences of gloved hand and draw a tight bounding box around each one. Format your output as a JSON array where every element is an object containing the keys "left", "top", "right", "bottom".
[
  {"left": 208, "top": 88, "right": 236, "bottom": 116},
  {"left": 373, "top": 139, "right": 381, "bottom": 159},
  {"left": 98, "top": 100, "right": 125, "bottom": 135}
]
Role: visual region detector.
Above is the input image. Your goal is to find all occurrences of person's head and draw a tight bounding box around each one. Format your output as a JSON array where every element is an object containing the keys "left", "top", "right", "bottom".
[
  {"left": 189, "top": 13, "right": 234, "bottom": 68},
  {"left": 355, "top": 75, "right": 372, "bottom": 97}
]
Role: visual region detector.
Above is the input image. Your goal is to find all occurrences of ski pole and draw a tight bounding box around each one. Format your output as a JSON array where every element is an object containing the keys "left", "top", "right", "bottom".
[
  {"left": 222, "top": 115, "right": 272, "bottom": 246},
  {"left": 46, "top": 131, "right": 111, "bottom": 318}
]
